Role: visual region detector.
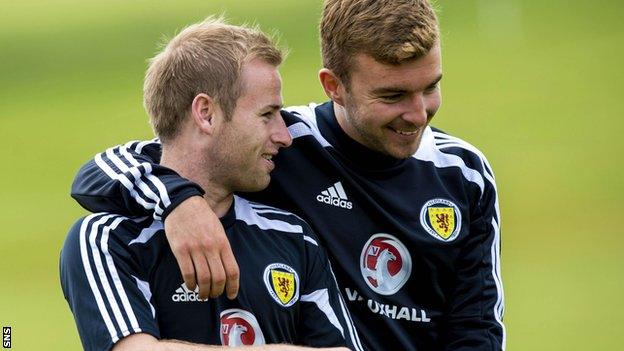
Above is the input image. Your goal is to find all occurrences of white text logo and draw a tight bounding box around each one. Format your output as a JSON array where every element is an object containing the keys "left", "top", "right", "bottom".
[{"left": 316, "top": 181, "right": 353, "bottom": 209}]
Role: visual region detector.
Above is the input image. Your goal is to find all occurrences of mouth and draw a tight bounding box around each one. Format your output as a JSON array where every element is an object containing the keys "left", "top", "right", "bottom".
[
  {"left": 389, "top": 127, "right": 419, "bottom": 136},
  {"left": 261, "top": 153, "right": 276, "bottom": 170}
]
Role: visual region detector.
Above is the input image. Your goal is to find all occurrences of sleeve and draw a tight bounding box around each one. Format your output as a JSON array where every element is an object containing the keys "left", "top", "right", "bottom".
[
  {"left": 444, "top": 160, "right": 505, "bottom": 350},
  {"left": 71, "top": 139, "right": 204, "bottom": 220},
  {"left": 60, "top": 214, "right": 161, "bottom": 351},
  {"left": 298, "top": 227, "right": 364, "bottom": 351}
]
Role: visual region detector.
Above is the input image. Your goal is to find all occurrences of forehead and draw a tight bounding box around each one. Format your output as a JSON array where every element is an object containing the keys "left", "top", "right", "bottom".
[
  {"left": 238, "top": 58, "right": 282, "bottom": 105},
  {"left": 349, "top": 45, "right": 442, "bottom": 91}
]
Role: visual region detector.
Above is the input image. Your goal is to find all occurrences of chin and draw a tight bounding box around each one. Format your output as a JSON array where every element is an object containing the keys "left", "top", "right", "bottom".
[
  {"left": 386, "top": 143, "right": 421, "bottom": 159},
  {"left": 388, "top": 151, "right": 413, "bottom": 159},
  {"left": 238, "top": 176, "right": 271, "bottom": 193}
]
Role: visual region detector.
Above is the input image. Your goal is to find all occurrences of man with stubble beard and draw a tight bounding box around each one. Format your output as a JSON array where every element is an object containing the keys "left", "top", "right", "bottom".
[
  {"left": 71, "top": 1, "right": 505, "bottom": 349},
  {"left": 61, "top": 18, "right": 359, "bottom": 351}
]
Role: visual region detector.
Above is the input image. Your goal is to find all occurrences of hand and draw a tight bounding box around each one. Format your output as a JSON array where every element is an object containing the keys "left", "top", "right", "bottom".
[{"left": 164, "top": 196, "right": 240, "bottom": 299}]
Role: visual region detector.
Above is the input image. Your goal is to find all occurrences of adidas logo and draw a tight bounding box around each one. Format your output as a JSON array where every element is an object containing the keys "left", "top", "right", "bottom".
[
  {"left": 316, "top": 181, "right": 353, "bottom": 209},
  {"left": 171, "top": 283, "right": 208, "bottom": 302}
]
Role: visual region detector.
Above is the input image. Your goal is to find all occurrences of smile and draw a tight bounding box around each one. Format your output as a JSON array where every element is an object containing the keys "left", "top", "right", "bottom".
[
  {"left": 389, "top": 128, "right": 419, "bottom": 136},
  {"left": 261, "top": 153, "right": 276, "bottom": 171}
]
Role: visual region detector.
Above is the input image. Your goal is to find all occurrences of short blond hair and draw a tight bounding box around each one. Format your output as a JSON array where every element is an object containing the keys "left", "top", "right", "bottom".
[
  {"left": 144, "top": 17, "right": 283, "bottom": 142},
  {"left": 321, "top": 0, "right": 439, "bottom": 84}
]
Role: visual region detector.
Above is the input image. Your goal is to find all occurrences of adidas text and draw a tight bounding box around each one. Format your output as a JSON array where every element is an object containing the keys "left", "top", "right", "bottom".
[
  {"left": 316, "top": 182, "right": 353, "bottom": 209},
  {"left": 172, "top": 293, "right": 207, "bottom": 302},
  {"left": 172, "top": 285, "right": 208, "bottom": 302},
  {"left": 316, "top": 194, "right": 353, "bottom": 209}
]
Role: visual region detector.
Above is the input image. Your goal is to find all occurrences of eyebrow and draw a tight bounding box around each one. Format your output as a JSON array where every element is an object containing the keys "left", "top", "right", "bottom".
[
  {"left": 262, "top": 104, "right": 283, "bottom": 112},
  {"left": 371, "top": 74, "right": 443, "bottom": 95},
  {"left": 428, "top": 74, "right": 443, "bottom": 88}
]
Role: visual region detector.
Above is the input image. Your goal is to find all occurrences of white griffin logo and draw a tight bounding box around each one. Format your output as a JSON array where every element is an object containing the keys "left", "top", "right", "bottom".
[
  {"left": 360, "top": 234, "right": 412, "bottom": 295},
  {"left": 219, "top": 309, "right": 265, "bottom": 346},
  {"left": 363, "top": 248, "right": 397, "bottom": 289},
  {"left": 227, "top": 323, "right": 248, "bottom": 347}
]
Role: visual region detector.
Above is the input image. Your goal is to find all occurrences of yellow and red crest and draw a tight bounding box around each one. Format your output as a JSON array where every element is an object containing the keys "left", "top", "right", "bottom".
[
  {"left": 427, "top": 207, "right": 456, "bottom": 239},
  {"left": 420, "top": 199, "right": 462, "bottom": 242},
  {"left": 263, "top": 263, "right": 299, "bottom": 307},
  {"left": 271, "top": 270, "right": 295, "bottom": 304}
]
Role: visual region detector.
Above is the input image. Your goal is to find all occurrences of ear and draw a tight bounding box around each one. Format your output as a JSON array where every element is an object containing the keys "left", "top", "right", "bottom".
[
  {"left": 319, "top": 68, "right": 346, "bottom": 107},
  {"left": 190, "top": 93, "right": 219, "bottom": 134}
]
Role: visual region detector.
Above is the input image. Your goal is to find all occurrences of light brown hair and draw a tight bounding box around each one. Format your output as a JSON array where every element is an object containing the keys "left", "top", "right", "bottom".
[
  {"left": 144, "top": 17, "right": 283, "bottom": 142},
  {"left": 321, "top": 0, "right": 439, "bottom": 84}
]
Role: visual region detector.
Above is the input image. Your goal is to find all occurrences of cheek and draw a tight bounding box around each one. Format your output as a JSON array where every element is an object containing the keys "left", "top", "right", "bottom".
[
  {"left": 238, "top": 133, "right": 264, "bottom": 158},
  {"left": 426, "top": 93, "right": 442, "bottom": 113},
  {"left": 366, "top": 104, "right": 401, "bottom": 126}
]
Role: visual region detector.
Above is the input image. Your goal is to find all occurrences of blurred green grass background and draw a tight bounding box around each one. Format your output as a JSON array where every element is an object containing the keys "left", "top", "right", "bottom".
[{"left": 1, "top": 0, "right": 623, "bottom": 349}]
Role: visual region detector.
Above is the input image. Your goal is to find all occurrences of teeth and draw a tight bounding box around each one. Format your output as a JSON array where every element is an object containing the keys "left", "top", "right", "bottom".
[
  {"left": 262, "top": 154, "right": 273, "bottom": 160},
  {"left": 391, "top": 128, "right": 418, "bottom": 136}
]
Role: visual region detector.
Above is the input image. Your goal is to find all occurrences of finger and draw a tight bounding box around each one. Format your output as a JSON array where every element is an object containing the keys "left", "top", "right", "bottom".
[
  {"left": 207, "top": 254, "right": 226, "bottom": 298},
  {"left": 221, "top": 243, "right": 240, "bottom": 300},
  {"left": 171, "top": 248, "right": 196, "bottom": 291},
  {"left": 191, "top": 250, "right": 211, "bottom": 299}
]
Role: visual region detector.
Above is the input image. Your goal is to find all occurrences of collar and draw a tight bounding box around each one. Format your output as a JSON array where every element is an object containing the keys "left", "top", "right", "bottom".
[
  {"left": 315, "top": 101, "right": 409, "bottom": 174},
  {"left": 219, "top": 198, "right": 237, "bottom": 229}
]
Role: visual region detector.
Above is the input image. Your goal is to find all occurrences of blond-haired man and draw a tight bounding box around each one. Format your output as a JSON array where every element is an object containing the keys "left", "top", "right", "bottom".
[
  {"left": 61, "top": 18, "right": 359, "bottom": 351},
  {"left": 72, "top": 1, "right": 505, "bottom": 349}
]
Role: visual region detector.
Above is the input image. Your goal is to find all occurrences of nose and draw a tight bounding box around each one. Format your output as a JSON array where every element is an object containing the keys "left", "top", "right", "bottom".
[
  {"left": 401, "top": 93, "right": 428, "bottom": 126},
  {"left": 271, "top": 115, "right": 293, "bottom": 148}
]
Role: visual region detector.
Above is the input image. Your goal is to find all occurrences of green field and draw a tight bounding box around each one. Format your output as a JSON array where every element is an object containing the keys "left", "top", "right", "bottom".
[{"left": 1, "top": 0, "right": 623, "bottom": 349}]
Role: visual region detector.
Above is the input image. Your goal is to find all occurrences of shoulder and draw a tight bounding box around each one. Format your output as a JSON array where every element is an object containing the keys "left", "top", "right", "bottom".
[
  {"left": 96, "top": 138, "right": 162, "bottom": 161},
  {"left": 61, "top": 213, "right": 163, "bottom": 292},
  {"left": 65, "top": 213, "right": 157, "bottom": 254},
  {"left": 431, "top": 127, "right": 495, "bottom": 176},
  {"left": 414, "top": 126, "right": 497, "bottom": 198},
  {"left": 70, "top": 213, "right": 134, "bottom": 239},
  {"left": 283, "top": 103, "right": 318, "bottom": 126},
  {"left": 121, "top": 138, "right": 162, "bottom": 157},
  {"left": 282, "top": 103, "right": 333, "bottom": 149},
  {"left": 233, "top": 196, "right": 320, "bottom": 246},
  {"left": 61, "top": 214, "right": 137, "bottom": 280}
]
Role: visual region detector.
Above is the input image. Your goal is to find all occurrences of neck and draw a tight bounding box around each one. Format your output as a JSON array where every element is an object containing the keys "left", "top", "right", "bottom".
[
  {"left": 160, "top": 140, "right": 233, "bottom": 218},
  {"left": 333, "top": 101, "right": 361, "bottom": 145},
  {"left": 333, "top": 101, "right": 348, "bottom": 131}
]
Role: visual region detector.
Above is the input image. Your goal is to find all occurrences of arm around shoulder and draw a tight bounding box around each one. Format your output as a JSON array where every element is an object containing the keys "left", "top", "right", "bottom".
[{"left": 70, "top": 139, "right": 204, "bottom": 220}]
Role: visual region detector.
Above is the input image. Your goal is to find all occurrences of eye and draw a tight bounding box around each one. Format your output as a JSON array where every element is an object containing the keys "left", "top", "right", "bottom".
[
  {"left": 380, "top": 93, "right": 404, "bottom": 103},
  {"left": 424, "top": 83, "right": 439, "bottom": 95}
]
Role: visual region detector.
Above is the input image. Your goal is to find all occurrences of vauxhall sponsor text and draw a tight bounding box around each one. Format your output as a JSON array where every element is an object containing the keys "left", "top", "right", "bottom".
[{"left": 344, "top": 288, "right": 430, "bottom": 323}]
